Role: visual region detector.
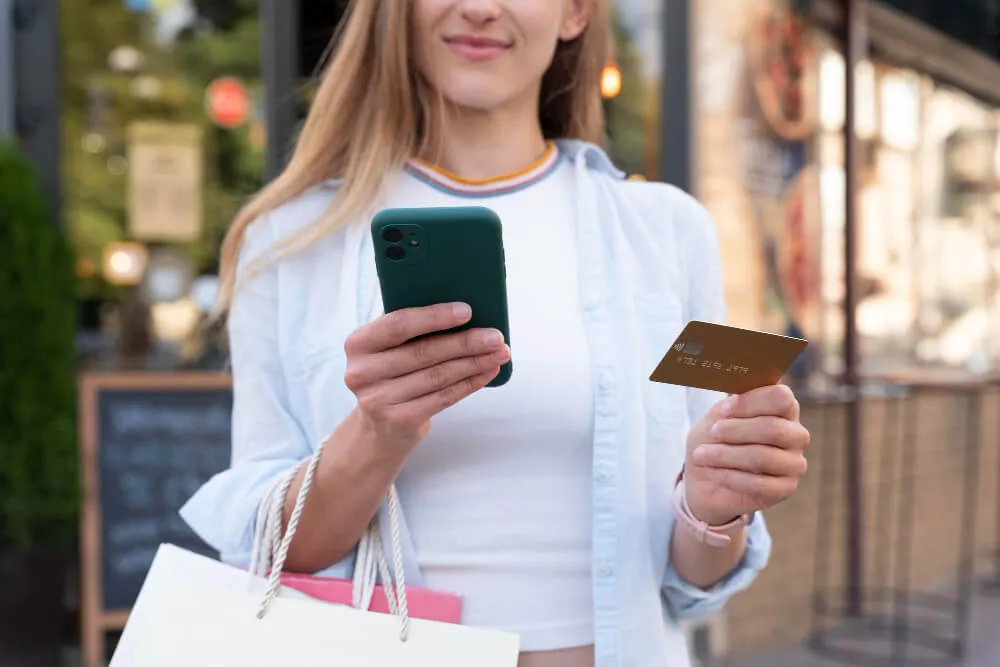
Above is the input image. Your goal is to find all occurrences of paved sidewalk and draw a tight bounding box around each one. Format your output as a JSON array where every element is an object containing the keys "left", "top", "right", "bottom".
[
  {"left": 7, "top": 585, "right": 1000, "bottom": 667},
  {"left": 720, "top": 584, "right": 1000, "bottom": 667}
]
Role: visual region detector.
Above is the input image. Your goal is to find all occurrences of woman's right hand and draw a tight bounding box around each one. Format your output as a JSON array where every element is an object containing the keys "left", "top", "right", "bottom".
[{"left": 342, "top": 302, "right": 509, "bottom": 453}]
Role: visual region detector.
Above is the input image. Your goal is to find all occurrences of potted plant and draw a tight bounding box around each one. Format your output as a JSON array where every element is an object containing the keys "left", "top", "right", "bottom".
[{"left": 0, "top": 141, "right": 79, "bottom": 660}]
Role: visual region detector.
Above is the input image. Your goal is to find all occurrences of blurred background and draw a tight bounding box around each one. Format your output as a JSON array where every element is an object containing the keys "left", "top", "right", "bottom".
[{"left": 2, "top": 0, "right": 1000, "bottom": 665}]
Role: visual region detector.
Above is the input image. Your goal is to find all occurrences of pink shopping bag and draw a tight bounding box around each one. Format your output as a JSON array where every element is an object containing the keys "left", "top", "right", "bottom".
[{"left": 278, "top": 571, "right": 462, "bottom": 623}]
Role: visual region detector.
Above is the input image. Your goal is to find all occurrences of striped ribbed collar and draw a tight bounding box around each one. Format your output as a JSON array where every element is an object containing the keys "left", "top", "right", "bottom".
[{"left": 404, "top": 142, "right": 560, "bottom": 198}]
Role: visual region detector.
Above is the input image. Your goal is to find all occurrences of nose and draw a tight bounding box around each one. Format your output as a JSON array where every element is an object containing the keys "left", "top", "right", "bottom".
[{"left": 457, "top": 0, "right": 501, "bottom": 24}]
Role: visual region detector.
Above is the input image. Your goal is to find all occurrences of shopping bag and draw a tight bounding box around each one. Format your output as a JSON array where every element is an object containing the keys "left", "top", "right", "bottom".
[
  {"left": 108, "top": 441, "right": 520, "bottom": 666},
  {"left": 109, "top": 545, "right": 517, "bottom": 666},
  {"left": 278, "top": 571, "right": 463, "bottom": 623}
]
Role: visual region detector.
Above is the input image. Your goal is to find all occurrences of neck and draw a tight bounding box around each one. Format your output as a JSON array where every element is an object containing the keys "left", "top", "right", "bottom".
[{"left": 421, "top": 98, "right": 547, "bottom": 180}]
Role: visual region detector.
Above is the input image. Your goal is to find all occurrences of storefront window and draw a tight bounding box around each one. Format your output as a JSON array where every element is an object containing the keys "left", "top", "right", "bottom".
[
  {"left": 914, "top": 84, "right": 996, "bottom": 369},
  {"left": 691, "top": 0, "right": 823, "bottom": 385},
  {"left": 62, "top": 1, "right": 264, "bottom": 370},
  {"left": 605, "top": 0, "right": 663, "bottom": 178},
  {"left": 816, "top": 44, "right": 1000, "bottom": 373},
  {"left": 692, "top": 2, "right": 1000, "bottom": 381}
]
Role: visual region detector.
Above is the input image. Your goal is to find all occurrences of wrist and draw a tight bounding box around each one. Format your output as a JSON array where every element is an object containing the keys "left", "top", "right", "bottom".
[
  {"left": 684, "top": 487, "right": 745, "bottom": 528},
  {"left": 672, "top": 466, "right": 752, "bottom": 549},
  {"left": 681, "top": 462, "right": 741, "bottom": 526},
  {"left": 339, "top": 409, "right": 410, "bottom": 473}
]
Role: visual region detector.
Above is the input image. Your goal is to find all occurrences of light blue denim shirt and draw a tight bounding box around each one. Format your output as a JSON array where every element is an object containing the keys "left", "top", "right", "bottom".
[{"left": 180, "top": 140, "right": 771, "bottom": 667}]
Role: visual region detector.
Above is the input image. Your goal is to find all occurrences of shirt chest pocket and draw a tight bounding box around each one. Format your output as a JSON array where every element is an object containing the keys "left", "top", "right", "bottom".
[{"left": 635, "top": 294, "right": 687, "bottom": 429}]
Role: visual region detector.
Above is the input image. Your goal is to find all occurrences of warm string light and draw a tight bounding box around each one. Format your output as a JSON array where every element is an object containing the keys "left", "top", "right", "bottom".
[
  {"left": 601, "top": 62, "right": 622, "bottom": 99},
  {"left": 102, "top": 242, "right": 148, "bottom": 286}
]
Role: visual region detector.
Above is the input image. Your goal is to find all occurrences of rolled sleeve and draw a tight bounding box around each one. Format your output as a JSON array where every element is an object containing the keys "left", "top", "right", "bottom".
[
  {"left": 179, "top": 216, "right": 352, "bottom": 579},
  {"left": 661, "top": 512, "right": 772, "bottom": 621},
  {"left": 180, "top": 459, "right": 300, "bottom": 569}
]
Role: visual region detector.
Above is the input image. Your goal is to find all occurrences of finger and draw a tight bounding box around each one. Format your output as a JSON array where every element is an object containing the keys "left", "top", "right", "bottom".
[
  {"left": 344, "top": 303, "right": 473, "bottom": 355},
  {"left": 723, "top": 384, "right": 799, "bottom": 420},
  {"left": 350, "top": 328, "right": 506, "bottom": 386},
  {"left": 389, "top": 367, "right": 501, "bottom": 424},
  {"left": 693, "top": 443, "right": 808, "bottom": 478},
  {"left": 699, "top": 467, "right": 799, "bottom": 506},
  {"left": 379, "top": 348, "right": 509, "bottom": 404},
  {"left": 710, "top": 416, "right": 810, "bottom": 451}
]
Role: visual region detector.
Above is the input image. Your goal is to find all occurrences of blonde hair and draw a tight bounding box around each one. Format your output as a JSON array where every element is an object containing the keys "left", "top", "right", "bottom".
[{"left": 213, "top": 0, "right": 611, "bottom": 319}]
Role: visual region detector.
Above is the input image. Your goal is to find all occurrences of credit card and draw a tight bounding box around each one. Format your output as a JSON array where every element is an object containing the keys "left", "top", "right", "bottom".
[{"left": 649, "top": 320, "right": 808, "bottom": 394}]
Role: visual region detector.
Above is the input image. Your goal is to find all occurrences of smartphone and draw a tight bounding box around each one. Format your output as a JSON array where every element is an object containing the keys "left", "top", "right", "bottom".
[{"left": 371, "top": 206, "right": 512, "bottom": 387}]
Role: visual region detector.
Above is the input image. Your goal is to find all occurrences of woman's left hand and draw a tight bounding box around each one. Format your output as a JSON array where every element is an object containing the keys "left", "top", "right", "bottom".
[{"left": 683, "top": 384, "right": 810, "bottom": 526}]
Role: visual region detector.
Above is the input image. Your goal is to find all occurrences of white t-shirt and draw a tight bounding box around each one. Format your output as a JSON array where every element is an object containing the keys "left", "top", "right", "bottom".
[{"left": 387, "top": 144, "right": 596, "bottom": 650}]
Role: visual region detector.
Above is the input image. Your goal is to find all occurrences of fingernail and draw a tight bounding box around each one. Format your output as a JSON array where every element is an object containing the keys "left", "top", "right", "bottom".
[
  {"left": 710, "top": 421, "right": 723, "bottom": 438},
  {"left": 452, "top": 303, "right": 471, "bottom": 319},
  {"left": 483, "top": 330, "right": 503, "bottom": 345},
  {"left": 693, "top": 445, "right": 709, "bottom": 463}
]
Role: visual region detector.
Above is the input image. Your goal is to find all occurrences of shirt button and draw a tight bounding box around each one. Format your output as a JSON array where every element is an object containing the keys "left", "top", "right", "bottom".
[
  {"left": 598, "top": 372, "right": 615, "bottom": 391},
  {"left": 597, "top": 564, "right": 614, "bottom": 578},
  {"left": 583, "top": 290, "right": 601, "bottom": 310},
  {"left": 596, "top": 468, "right": 613, "bottom": 484}
]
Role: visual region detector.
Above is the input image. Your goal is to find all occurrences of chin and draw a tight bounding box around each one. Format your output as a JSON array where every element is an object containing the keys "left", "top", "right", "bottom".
[{"left": 437, "top": 79, "right": 518, "bottom": 114}]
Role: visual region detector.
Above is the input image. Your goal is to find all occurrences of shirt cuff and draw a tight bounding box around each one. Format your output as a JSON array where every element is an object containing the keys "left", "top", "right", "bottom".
[
  {"left": 179, "top": 458, "right": 297, "bottom": 556},
  {"left": 661, "top": 511, "right": 772, "bottom": 621}
]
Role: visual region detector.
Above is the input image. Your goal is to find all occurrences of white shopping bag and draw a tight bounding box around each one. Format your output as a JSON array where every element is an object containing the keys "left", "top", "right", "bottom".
[
  {"left": 109, "top": 442, "right": 520, "bottom": 666},
  {"left": 109, "top": 545, "right": 519, "bottom": 666}
]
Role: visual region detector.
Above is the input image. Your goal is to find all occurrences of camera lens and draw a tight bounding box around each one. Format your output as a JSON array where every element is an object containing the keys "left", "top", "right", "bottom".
[
  {"left": 386, "top": 245, "right": 406, "bottom": 261},
  {"left": 382, "top": 227, "right": 403, "bottom": 243}
]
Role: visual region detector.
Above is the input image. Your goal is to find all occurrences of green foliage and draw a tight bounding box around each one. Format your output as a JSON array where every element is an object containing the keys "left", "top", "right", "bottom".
[
  {"left": 605, "top": 8, "right": 660, "bottom": 178},
  {"left": 0, "top": 142, "right": 80, "bottom": 549},
  {"left": 59, "top": 1, "right": 264, "bottom": 298}
]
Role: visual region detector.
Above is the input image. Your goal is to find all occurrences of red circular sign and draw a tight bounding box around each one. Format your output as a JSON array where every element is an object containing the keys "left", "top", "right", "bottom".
[{"left": 205, "top": 77, "right": 249, "bottom": 129}]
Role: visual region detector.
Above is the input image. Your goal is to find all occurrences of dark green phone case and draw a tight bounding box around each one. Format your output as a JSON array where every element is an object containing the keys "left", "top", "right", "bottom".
[{"left": 371, "top": 206, "right": 512, "bottom": 387}]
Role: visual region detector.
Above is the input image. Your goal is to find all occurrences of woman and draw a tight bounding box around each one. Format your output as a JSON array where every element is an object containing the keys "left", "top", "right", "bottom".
[{"left": 181, "top": 1, "right": 811, "bottom": 665}]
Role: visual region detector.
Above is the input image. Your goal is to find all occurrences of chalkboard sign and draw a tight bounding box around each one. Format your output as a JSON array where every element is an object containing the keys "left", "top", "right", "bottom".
[{"left": 79, "top": 372, "right": 233, "bottom": 667}]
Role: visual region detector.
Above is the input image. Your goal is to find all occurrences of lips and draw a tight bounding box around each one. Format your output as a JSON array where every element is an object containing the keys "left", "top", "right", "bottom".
[{"left": 444, "top": 34, "right": 512, "bottom": 61}]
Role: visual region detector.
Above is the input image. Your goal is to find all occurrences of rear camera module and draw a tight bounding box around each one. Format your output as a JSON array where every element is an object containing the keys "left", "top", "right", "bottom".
[
  {"left": 386, "top": 245, "right": 406, "bottom": 261},
  {"left": 382, "top": 227, "right": 403, "bottom": 243}
]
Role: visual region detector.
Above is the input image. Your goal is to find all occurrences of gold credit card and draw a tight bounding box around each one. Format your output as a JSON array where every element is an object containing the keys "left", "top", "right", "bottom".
[{"left": 649, "top": 321, "right": 808, "bottom": 394}]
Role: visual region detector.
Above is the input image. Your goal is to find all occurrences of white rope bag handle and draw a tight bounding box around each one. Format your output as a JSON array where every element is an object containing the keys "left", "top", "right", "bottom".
[{"left": 247, "top": 439, "right": 411, "bottom": 641}]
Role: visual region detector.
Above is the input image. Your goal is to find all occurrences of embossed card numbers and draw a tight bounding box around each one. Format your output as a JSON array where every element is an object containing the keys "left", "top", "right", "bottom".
[{"left": 649, "top": 321, "right": 808, "bottom": 395}]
